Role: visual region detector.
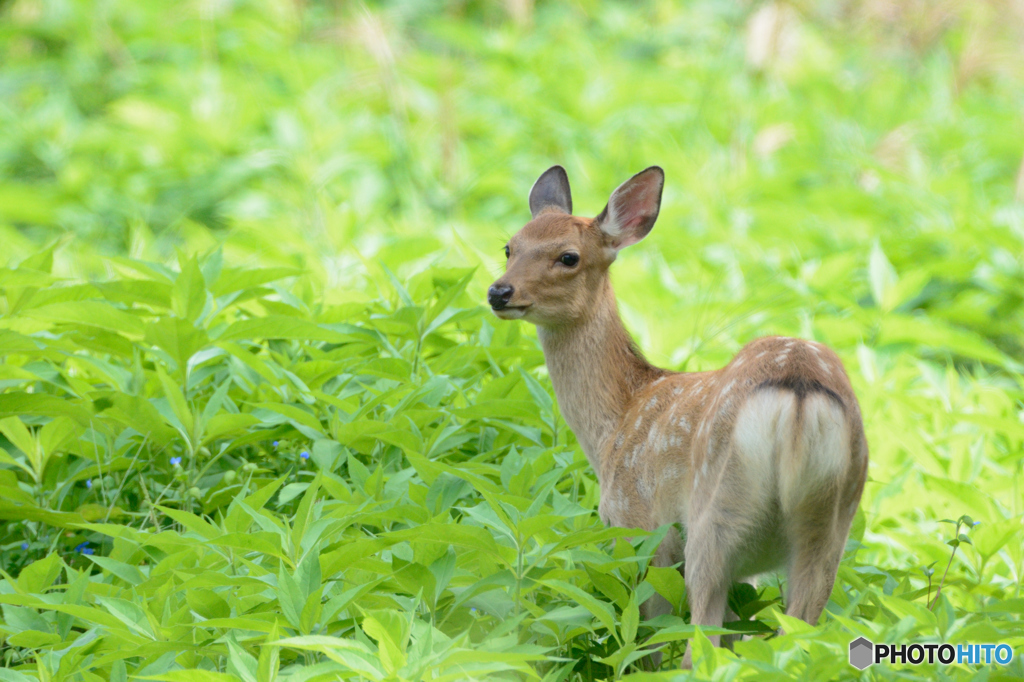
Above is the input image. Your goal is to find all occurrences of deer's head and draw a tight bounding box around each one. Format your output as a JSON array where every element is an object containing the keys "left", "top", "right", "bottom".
[{"left": 488, "top": 165, "right": 664, "bottom": 328}]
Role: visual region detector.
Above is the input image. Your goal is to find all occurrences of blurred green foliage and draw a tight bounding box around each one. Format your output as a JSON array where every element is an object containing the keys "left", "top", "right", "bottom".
[{"left": 1, "top": 0, "right": 1023, "bottom": 679}]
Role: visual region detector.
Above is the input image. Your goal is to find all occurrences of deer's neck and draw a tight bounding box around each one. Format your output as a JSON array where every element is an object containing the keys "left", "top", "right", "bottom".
[{"left": 537, "top": 280, "right": 664, "bottom": 475}]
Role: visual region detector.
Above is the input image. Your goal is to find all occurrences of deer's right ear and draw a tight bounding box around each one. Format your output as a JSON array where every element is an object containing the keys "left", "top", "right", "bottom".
[
  {"left": 529, "top": 166, "right": 573, "bottom": 218},
  {"left": 596, "top": 166, "right": 664, "bottom": 250}
]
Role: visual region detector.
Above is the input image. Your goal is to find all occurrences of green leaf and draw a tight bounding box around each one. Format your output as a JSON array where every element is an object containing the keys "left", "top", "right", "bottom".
[
  {"left": 17, "top": 553, "right": 63, "bottom": 594},
  {"left": 22, "top": 301, "right": 144, "bottom": 337},
  {"left": 541, "top": 579, "right": 619, "bottom": 642},
  {"left": 361, "top": 610, "right": 408, "bottom": 675},
  {"left": 95, "top": 596, "right": 157, "bottom": 640},
  {"left": 620, "top": 591, "right": 639, "bottom": 644},
  {"left": 156, "top": 364, "right": 194, "bottom": 440},
  {"left": 145, "top": 317, "right": 209, "bottom": 372},
  {"left": 276, "top": 566, "right": 306, "bottom": 631},
  {"left": 172, "top": 256, "right": 208, "bottom": 323},
  {"left": 644, "top": 565, "right": 685, "bottom": 611},
  {"left": 86, "top": 555, "right": 145, "bottom": 586},
  {"left": 137, "top": 672, "right": 240, "bottom": 682},
  {"left": 218, "top": 316, "right": 347, "bottom": 343}
]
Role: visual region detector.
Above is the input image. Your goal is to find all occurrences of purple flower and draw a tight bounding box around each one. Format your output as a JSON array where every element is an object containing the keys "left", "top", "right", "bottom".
[
  {"left": 21, "top": 542, "right": 29, "bottom": 550},
  {"left": 273, "top": 441, "right": 280, "bottom": 448},
  {"left": 85, "top": 479, "right": 92, "bottom": 489},
  {"left": 300, "top": 451, "right": 309, "bottom": 460},
  {"left": 75, "top": 542, "right": 94, "bottom": 555},
  {"left": 170, "top": 456, "right": 182, "bottom": 466}
]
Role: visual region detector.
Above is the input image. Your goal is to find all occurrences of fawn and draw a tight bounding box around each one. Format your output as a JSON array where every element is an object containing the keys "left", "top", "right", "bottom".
[{"left": 488, "top": 166, "right": 868, "bottom": 668}]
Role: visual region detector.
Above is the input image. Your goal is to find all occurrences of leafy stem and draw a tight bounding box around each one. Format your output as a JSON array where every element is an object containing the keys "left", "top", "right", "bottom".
[{"left": 929, "top": 514, "right": 978, "bottom": 610}]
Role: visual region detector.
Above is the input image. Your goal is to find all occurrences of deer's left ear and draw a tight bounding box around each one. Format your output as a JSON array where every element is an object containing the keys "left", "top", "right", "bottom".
[
  {"left": 529, "top": 166, "right": 573, "bottom": 218},
  {"left": 596, "top": 166, "right": 664, "bottom": 250}
]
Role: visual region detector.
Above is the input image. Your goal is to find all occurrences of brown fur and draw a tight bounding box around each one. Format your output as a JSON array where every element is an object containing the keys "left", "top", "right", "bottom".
[{"left": 491, "top": 167, "right": 868, "bottom": 668}]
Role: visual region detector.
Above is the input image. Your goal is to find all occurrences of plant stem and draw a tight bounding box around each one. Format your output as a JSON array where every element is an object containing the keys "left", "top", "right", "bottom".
[{"left": 929, "top": 521, "right": 961, "bottom": 610}]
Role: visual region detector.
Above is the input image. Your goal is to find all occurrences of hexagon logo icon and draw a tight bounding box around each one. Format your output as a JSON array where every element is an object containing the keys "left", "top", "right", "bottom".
[{"left": 849, "top": 636, "right": 874, "bottom": 670}]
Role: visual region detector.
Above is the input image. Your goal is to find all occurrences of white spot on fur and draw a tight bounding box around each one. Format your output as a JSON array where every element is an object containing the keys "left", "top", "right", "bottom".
[
  {"left": 817, "top": 356, "right": 833, "bottom": 376},
  {"left": 600, "top": 490, "right": 625, "bottom": 523},
  {"left": 663, "top": 463, "right": 684, "bottom": 480},
  {"left": 733, "top": 356, "right": 745, "bottom": 367},
  {"left": 634, "top": 415, "right": 643, "bottom": 430},
  {"left": 755, "top": 350, "right": 767, "bottom": 359},
  {"left": 636, "top": 477, "right": 653, "bottom": 500},
  {"left": 629, "top": 445, "right": 643, "bottom": 467},
  {"left": 775, "top": 352, "right": 789, "bottom": 367},
  {"left": 806, "top": 342, "right": 821, "bottom": 355},
  {"left": 678, "top": 416, "right": 691, "bottom": 432},
  {"left": 722, "top": 379, "right": 736, "bottom": 396},
  {"left": 614, "top": 433, "right": 625, "bottom": 450},
  {"left": 646, "top": 396, "right": 659, "bottom": 410},
  {"left": 672, "top": 386, "right": 684, "bottom": 396},
  {"left": 700, "top": 459, "right": 709, "bottom": 478},
  {"left": 652, "top": 377, "right": 666, "bottom": 387}
]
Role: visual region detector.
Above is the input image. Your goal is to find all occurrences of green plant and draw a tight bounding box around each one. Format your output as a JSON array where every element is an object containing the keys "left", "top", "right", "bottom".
[{"left": 2, "top": 0, "right": 1023, "bottom": 679}]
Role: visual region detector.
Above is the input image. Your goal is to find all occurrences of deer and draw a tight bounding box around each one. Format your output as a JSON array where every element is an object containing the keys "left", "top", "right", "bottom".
[{"left": 487, "top": 165, "right": 869, "bottom": 668}]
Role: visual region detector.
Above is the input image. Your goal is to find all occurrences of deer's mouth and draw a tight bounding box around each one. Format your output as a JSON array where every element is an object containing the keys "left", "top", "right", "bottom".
[{"left": 493, "top": 305, "right": 530, "bottom": 319}]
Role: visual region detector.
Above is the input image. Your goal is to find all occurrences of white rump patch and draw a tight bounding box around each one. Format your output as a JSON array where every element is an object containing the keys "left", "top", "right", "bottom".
[
  {"left": 732, "top": 387, "right": 851, "bottom": 517},
  {"left": 731, "top": 388, "right": 798, "bottom": 506}
]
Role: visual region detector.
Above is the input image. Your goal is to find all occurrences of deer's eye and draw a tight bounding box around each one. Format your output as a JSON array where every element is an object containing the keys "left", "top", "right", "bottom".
[
  {"left": 559, "top": 253, "right": 580, "bottom": 267},
  {"left": 504, "top": 246, "right": 510, "bottom": 259}
]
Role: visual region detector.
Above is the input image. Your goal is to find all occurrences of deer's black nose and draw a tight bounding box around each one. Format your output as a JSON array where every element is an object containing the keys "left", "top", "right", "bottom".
[{"left": 488, "top": 284, "right": 514, "bottom": 310}]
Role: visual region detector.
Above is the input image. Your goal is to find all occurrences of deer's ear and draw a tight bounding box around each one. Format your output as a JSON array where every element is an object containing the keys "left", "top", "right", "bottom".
[
  {"left": 529, "top": 166, "right": 573, "bottom": 218},
  {"left": 596, "top": 166, "right": 664, "bottom": 250}
]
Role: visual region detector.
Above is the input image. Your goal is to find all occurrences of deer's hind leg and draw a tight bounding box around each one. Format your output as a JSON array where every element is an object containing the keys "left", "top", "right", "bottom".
[
  {"left": 781, "top": 396, "right": 863, "bottom": 628},
  {"left": 638, "top": 528, "right": 685, "bottom": 669},
  {"left": 682, "top": 463, "right": 769, "bottom": 667},
  {"left": 682, "top": 390, "right": 797, "bottom": 668},
  {"left": 680, "top": 506, "right": 750, "bottom": 668}
]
